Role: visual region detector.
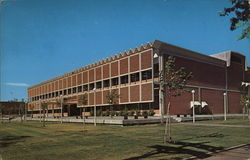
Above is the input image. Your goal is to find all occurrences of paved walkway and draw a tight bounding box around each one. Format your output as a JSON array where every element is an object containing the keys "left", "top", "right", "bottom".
[
  {"left": 182, "top": 123, "right": 250, "bottom": 128},
  {"left": 198, "top": 144, "right": 250, "bottom": 160}
]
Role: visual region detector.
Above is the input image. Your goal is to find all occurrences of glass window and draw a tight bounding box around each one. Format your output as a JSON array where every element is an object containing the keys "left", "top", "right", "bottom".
[
  {"left": 111, "top": 77, "right": 119, "bottom": 86},
  {"left": 103, "top": 79, "right": 110, "bottom": 87},
  {"left": 96, "top": 81, "right": 102, "bottom": 89},
  {"left": 120, "top": 75, "right": 128, "bottom": 84},
  {"left": 130, "top": 72, "right": 140, "bottom": 82},
  {"left": 142, "top": 70, "right": 152, "bottom": 80}
]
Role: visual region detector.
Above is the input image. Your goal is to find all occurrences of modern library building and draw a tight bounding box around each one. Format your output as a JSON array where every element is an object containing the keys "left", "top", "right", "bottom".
[{"left": 27, "top": 40, "right": 250, "bottom": 117}]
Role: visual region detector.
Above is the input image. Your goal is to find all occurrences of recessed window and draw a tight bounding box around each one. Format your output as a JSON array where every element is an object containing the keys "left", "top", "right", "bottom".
[
  {"left": 59, "top": 90, "right": 63, "bottom": 95},
  {"left": 103, "top": 79, "right": 110, "bottom": 87},
  {"left": 55, "top": 92, "right": 59, "bottom": 97},
  {"left": 78, "top": 86, "right": 82, "bottom": 92},
  {"left": 73, "top": 87, "right": 77, "bottom": 93},
  {"left": 111, "top": 77, "right": 119, "bottom": 86},
  {"left": 142, "top": 70, "right": 152, "bottom": 80},
  {"left": 96, "top": 81, "right": 102, "bottom": 89},
  {"left": 120, "top": 75, "right": 128, "bottom": 84},
  {"left": 83, "top": 85, "right": 88, "bottom": 91},
  {"left": 52, "top": 92, "right": 55, "bottom": 98},
  {"left": 130, "top": 72, "right": 140, "bottom": 82},
  {"left": 89, "top": 83, "right": 95, "bottom": 90},
  {"left": 63, "top": 89, "right": 67, "bottom": 95},
  {"left": 153, "top": 63, "right": 159, "bottom": 78},
  {"left": 68, "top": 88, "right": 72, "bottom": 94}
]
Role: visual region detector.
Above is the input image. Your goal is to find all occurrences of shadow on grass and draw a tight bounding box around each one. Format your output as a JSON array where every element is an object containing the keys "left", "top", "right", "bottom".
[
  {"left": 124, "top": 141, "right": 223, "bottom": 160},
  {"left": 0, "top": 136, "right": 31, "bottom": 148}
]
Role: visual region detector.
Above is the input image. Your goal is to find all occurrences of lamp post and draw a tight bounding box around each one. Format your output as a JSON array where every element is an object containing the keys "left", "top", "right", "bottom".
[
  {"left": 60, "top": 95, "right": 63, "bottom": 124},
  {"left": 246, "top": 100, "right": 249, "bottom": 120},
  {"left": 39, "top": 99, "right": 41, "bottom": 122},
  {"left": 223, "top": 92, "right": 227, "bottom": 121},
  {"left": 93, "top": 88, "right": 96, "bottom": 126},
  {"left": 192, "top": 90, "right": 195, "bottom": 123}
]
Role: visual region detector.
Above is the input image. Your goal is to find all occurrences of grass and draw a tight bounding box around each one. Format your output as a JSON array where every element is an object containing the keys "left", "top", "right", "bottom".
[
  {"left": 0, "top": 121, "right": 250, "bottom": 160},
  {"left": 197, "top": 118, "right": 250, "bottom": 125}
]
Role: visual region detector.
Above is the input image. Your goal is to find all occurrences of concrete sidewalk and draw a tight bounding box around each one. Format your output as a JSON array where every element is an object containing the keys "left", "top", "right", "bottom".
[{"left": 198, "top": 144, "right": 250, "bottom": 160}]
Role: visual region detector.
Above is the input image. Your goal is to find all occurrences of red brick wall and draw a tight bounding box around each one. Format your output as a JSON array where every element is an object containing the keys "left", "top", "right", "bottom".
[
  {"left": 89, "top": 93, "right": 94, "bottom": 105},
  {"left": 130, "top": 55, "right": 139, "bottom": 72},
  {"left": 120, "top": 87, "right": 129, "bottom": 103},
  {"left": 228, "top": 62, "right": 243, "bottom": 90},
  {"left": 72, "top": 75, "right": 76, "bottom": 86},
  {"left": 141, "top": 83, "right": 152, "bottom": 101},
  {"left": 83, "top": 71, "right": 88, "bottom": 84},
  {"left": 95, "top": 67, "right": 102, "bottom": 81},
  {"left": 171, "top": 56, "right": 226, "bottom": 89},
  {"left": 103, "top": 90, "right": 109, "bottom": 104},
  {"left": 111, "top": 61, "right": 118, "bottom": 77},
  {"left": 63, "top": 78, "right": 67, "bottom": 89},
  {"left": 67, "top": 77, "right": 72, "bottom": 88},
  {"left": 96, "top": 91, "right": 102, "bottom": 105},
  {"left": 59, "top": 79, "right": 62, "bottom": 90},
  {"left": 130, "top": 85, "right": 140, "bottom": 102},
  {"left": 120, "top": 58, "right": 128, "bottom": 75},
  {"left": 89, "top": 69, "right": 95, "bottom": 82},
  {"left": 228, "top": 92, "right": 242, "bottom": 113},
  {"left": 201, "top": 89, "right": 224, "bottom": 114},
  {"left": 77, "top": 73, "right": 82, "bottom": 85},
  {"left": 103, "top": 64, "right": 110, "bottom": 79},
  {"left": 167, "top": 88, "right": 197, "bottom": 115},
  {"left": 55, "top": 81, "right": 58, "bottom": 90},
  {"left": 141, "top": 50, "right": 152, "bottom": 70}
]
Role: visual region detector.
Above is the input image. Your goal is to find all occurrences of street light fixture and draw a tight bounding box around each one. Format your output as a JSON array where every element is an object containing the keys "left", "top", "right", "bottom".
[
  {"left": 191, "top": 90, "right": 195, "bottom": 123},
  {"left": 93, "top": 88, "right": 96, "bottom": 126},
  {"left": 223, "top": 92, "right": 227, "bottom": 121},
  {"left": 60, "top": 95, "right": 63, "bottom": 124}
]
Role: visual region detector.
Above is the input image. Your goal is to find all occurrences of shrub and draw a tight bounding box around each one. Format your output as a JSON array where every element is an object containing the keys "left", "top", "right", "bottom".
[
  {"left": 142, "top": 110, "right": 148, "bottom": 117},
  {"left": 128, "top": 110, "right": 135, "bottom": 116},
  {"left": 115, "top": 111, "right": 119, "bottom": 116},
  {"left": 135, "top": 110, "right": 141, "bottom": 116},
  {"left": 110, "top": 111, "right": 116, "bottom": 116},
  {"left": 149, "top": 109, "right": 155, "bottom": 116},
  {"left": 119, "top": 111, "right": 124, "bottom": 116},
  {"left": 106, "top": 110, "right": 110, "bottom": 116},
  {"left": 97, "top": 110, "right": 102, "bottom": 116},
  {"left": 90, "top": 110, "right": 94, "bottom": 116}
]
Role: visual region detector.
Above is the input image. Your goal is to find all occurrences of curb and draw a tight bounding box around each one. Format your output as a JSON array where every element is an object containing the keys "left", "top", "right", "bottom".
[{"left": 183, "top": 143, "right": 250, "bottom": 160}]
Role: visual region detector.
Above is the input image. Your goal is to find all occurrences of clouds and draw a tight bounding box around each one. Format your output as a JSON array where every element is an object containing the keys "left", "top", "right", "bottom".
[{"left": 6, "top": 82, "right": 29, "bottom": 87}]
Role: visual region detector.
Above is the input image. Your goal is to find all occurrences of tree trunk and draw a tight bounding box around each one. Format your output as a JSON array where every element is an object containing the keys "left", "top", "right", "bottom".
[
  {"left": 43, "top": 108, "right": 45, "bottom": 127},
  {"left": 164, "top": 101, "right": 172, "bottom": 143}
]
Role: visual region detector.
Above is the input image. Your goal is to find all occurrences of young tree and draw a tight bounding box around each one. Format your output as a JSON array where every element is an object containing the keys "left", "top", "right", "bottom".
[
  {"left": 77, "top": 93, "right": 88, "bottom": 131},
  {"left": 160, "top": 56, "right": 192, "bottom": 143},
  {"left": 220, "top": 0, "right": 250, "bottom": 40},
  {"left": 0, "top": 104, "right": 4, "bottom": 123},
  {"left": 41, "top": 102, "right": 48, "bottom": 127},
  {"left": 240, "top": 87, "right": 250, "bottom": 119},
  {"left": 19, "top": 100, "right": 25, "bottom": 123},
  {"left": 106, "top": 90, "right": 120, "bottom": 117},
  {"left": 29, "top": 104, "right": 35, "bottom": 118}
]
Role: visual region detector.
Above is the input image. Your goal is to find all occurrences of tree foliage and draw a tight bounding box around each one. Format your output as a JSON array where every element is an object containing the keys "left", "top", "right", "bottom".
[
  {"left": 106, "top": 90, "right": 120, "bottom": 105},
  {"left": 78, "top": 93, "right": 88, "bottom": 106},
  {"left": 220, "top": 0, "right": 250, "bottom": 40},
  {"left": 160, "top": 56, "right": 192, "bottom": 143}
]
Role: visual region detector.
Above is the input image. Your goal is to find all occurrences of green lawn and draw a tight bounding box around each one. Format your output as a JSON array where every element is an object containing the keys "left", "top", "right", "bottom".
[
  {"left": 198, "top": 118, "right": 250, "bottom": 125},
  {"left": 0, "top": 121, "right": 250, "bottom": 160}
]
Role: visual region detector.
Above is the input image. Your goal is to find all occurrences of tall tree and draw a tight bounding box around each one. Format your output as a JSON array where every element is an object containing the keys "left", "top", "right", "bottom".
[
  {"left": 106, "top": 90, "right": 120, "bottom": 117},
  {"left": 220, "top": 0, "right": 250, "bottom": 40},
  {"left": 160, "top": 56, "right": 192, "bottom": 143}
]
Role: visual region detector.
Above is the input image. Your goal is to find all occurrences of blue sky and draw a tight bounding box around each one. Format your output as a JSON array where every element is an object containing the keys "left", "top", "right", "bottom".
[{"left": 0, "top": 0, "right": 249, "bottom": 101}]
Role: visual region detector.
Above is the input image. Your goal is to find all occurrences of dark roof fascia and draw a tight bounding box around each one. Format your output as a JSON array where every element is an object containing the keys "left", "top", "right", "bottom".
[{"left": 153, "top": 40, "right": 226, "bottom": 67}]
